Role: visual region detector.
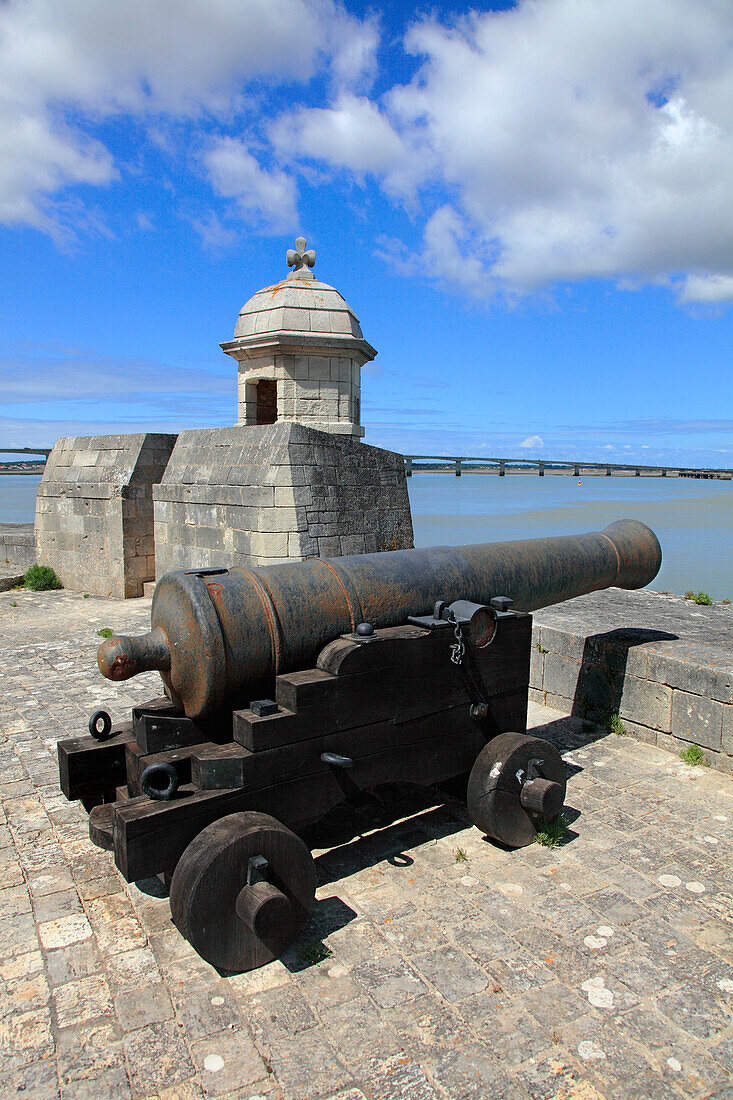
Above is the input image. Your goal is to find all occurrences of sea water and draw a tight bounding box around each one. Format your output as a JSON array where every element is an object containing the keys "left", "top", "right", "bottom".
[
  {"left": 409, "top": 473, "right": 733, "bottom": 601},
  {"left": 3, "top": 472, "right": 732, "bottom": 599}
]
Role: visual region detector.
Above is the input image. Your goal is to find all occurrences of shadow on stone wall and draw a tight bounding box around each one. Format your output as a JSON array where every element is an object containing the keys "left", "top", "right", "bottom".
[{"left": 572, "top": 627, "right": 678, "bottom": 724}]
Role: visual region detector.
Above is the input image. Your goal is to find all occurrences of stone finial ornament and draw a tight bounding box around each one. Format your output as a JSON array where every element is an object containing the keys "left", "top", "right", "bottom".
[{"left": 286, "top": 236, "right": 316, "bottom": 280}]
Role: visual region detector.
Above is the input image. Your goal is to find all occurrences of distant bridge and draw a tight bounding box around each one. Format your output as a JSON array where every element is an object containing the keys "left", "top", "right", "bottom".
[
  {"left": 402, "top": 455, "right": 733, "bottom": 480},
  {"left": 0, "top": 447, "right": 51, "bottom": 457}
]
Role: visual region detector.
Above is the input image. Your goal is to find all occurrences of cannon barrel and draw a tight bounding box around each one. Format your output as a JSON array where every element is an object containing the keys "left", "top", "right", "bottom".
[{"left": 98, "top": 519, "right": 661, "bottom": 719}]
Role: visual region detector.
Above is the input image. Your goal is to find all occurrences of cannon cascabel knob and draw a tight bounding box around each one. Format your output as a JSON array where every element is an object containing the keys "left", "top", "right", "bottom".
[{"left": 97, "top": 626, "right": 171, "bottom": 681}]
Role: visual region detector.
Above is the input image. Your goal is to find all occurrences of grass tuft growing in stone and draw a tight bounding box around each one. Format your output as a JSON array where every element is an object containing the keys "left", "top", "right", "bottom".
[
  {"left": 298, "top": 941, "right": 333, "bottom": 965},
  {"left": 679, "top": 743, "right": 708, "bottom": 767},
  {"left": 23, "top": 564, "right": 62, "bottom": 591},
  {"left": 605, "top": 711, "right": 625, "bottom": 735},
  {"left": 534, "top": 813, "right": 569, "bottom": 848},
  {"left": 454, "top": 848, "right": 468, "bottom": 863},
  {"left": 684, "top": 590, "right": 714, "bottom": 605},
  {"left": 97, "top": 627, "right": 114, "bottom": 638}
]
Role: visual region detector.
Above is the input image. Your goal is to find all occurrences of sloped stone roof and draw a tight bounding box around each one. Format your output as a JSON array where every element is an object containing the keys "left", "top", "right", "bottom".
[{"left": 232, "top": 279, "right": 364, "bottom": 340}]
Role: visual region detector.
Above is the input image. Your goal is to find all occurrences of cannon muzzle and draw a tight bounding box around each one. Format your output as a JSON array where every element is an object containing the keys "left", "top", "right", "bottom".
[{"left": 98, "top": 519, "right": 661, "bottom": 719}]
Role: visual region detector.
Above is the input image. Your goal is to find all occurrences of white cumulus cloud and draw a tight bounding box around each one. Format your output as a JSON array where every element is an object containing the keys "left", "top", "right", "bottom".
[
  {"left": 0, "top": 0, "right": 376, "bottom": 233},
  {"left": 204, "top": 140, "right": 297, "bottom": 234},
  {"left": 3, "top": 0, "right": 733, "bottom": 308},
  {"left": 384, "top": 0, "right": 733, "bottom": 301},
  {"left": 518, "top": 435, "right": 544, "bottom": 450},
  {"left": 678, "top": 274, "right": 733, "bottom": 304}
]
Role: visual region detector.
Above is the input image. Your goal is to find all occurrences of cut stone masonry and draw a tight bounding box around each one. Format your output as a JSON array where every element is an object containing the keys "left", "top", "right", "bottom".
[
  {"left": 153, "top": 421, "right": 413, "bottom": 575},
  {"left": 530, "top": 587, "right": 733, "bottom": 772},
  {"left": 35, "top": 433, "right": 176, "bottom": 597}
]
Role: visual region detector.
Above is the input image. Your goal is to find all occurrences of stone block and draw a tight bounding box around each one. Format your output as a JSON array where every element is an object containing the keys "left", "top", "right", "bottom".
[
  {"left": 251, "top": 532, "right": 288, "bottom": 558},
  {"left": 296, "top": 380, "right": 320, "bottom": 400},
  {"left": 288, "top": 533, "right": 319, "bottom": 558},
  {"left": 723, "top": 706, "right": 733, "bottom": 756},
  {"left": 544, "top": 691, "right": 573, "bottom": 713},
  {"left": 318, "top": 537, "right": 342, "bottom": 556},
  {"left": 258, "top": 508, "right": 307, "bottom": 533},
  {"left": 529, "top": 645, "right": 544, "bottom": 690},
  {"left": 186, "top": 503, "right": 218, "bottom": 527},
  {"left": 340, "top": 534, "right": 366, "bottom": 555},
  {"left": 307, "top": 356, "right": 331, "bottom": 380},
  {"left": 194, "top": 527, "right": 225, "bottom": 552},
  {"left": 670, "top": 690, "right": 723, "bottom": 750},
  {"left": 274, "top": 485, "right": 313, "bottom": 509},
  {"left": 646, "top": 653, "right": 733, "bottom": 704},
  {"left": 542, "top": 653, "right": 581, "bottom": 699},
  {"left": 330, "top": 359, "right": 351, "bottom": 382},
  {"left": 620, "top": 676, "right": 672, "bottom": 732}
]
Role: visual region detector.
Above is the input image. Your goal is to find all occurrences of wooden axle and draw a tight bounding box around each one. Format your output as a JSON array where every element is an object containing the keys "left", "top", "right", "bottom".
[{"left": 235, "top": 880, "right": 295, "bottom": 941}]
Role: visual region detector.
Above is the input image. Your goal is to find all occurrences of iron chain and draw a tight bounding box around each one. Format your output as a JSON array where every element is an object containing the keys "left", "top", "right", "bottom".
[{"left": 449, "top": 621, "right": 465, "bottom": 665}]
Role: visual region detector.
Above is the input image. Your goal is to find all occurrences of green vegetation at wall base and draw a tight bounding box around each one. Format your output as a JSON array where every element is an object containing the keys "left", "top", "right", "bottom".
[{"left": 23, "top": 565, "right": 62, "bottom": 591}]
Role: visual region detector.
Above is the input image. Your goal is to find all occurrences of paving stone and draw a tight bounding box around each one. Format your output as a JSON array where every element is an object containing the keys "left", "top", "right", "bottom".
[
  {"left": 320, "top": 996, "right": 400, "bottom": 1068},
  {"left": 428, "top": 1042, "right": 522, "bottom": 1099},
  {"left": 114, "top": 983, "right": 174, "bottom": 1031},
  {"left": 351, "top": 953, "right": 427, "bottom": 1008},
  {"left": 0, "top": 1005, "right": 54, "bottom": 1071},
  {"left": 123, "top": 1020, "right": 196, "bottom": 1097},
  {"left": 293, "top": 958, "right": 363, "bottom": 1010},
  {"left": 630, "top": 916, "right": 694, "bottom": 960},
  {"left": 173, "top": 986, "right": 244, "bottom": 1040},
  {"left": 190, "top": 1029, "right": 270, "bottom": 1096},
  {"left": 45, "top": 939, "right": 105, "bottom": 987},
  {"left": 55, "top": 1019, "right": 124, "bottom": 1084},
  {"left": 656, "top": 987, "right": 732, "bottom": 1040},
  {"left": 514, "top": 1046, "right": 607, "bottom": 1100},
  {"left": 60, "top": 1065, "right": 132, "bottom": 1099},
  {"left": 0, "top": 1054, "right": 60, "bottom": 1098},
  {"left": 522, "top": 980, "right": 590, "bottom": 1030},
  {"left": 412, "top": 945, "right": 488, "bottom": 1002},
  {"left": 368, "top": 1053, "right": 441, "bottom": 1100},
  {"left": 477, "top": 1001, "right": 550, "bottom": 1067},
  {"left": 606, "top": 949, "right": 676, "bottom": 997},
  {"left": 561, "top": 1014, "right": 684, "bottom": 1099},
  {"left": 38, "top": 913, "right": 93, "bottom": 951},
  {"left": 266, "top": 1029, "right": 354, "bottom": 1100},
  {"left": 52, "top": 973, "right": 113, "bottom": 1028}
]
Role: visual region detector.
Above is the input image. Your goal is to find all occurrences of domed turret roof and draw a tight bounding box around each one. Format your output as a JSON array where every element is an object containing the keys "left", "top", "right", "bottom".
[
  {"left": 233, "top": 278, "right": 364, "bottom": 340},
  {"left": 229, "top": 237, "right": 366, "bottom": 343}
]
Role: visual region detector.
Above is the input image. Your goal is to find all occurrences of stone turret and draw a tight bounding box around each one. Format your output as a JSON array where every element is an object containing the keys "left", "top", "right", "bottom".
[{"left": 220, "top": 238, "right": 374, "bottom": 439}]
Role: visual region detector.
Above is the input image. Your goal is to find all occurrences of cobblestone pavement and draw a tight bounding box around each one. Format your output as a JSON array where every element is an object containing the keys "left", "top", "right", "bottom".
[{"left": 1, "top": 587, "right": 732, "bottom": 1100}]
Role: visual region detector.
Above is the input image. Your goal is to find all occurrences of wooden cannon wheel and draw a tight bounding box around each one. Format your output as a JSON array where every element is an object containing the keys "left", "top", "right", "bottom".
[
  {"left": 467, "top": 732, "right": 566, "bottom": 848},
  {"left": 169, "top": 812, "right": 316, "bottom": 972}
]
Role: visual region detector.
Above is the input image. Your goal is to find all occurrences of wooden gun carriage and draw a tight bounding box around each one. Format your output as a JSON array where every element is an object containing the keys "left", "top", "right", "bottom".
[{"left": 58, "top": 520, "right": 661, "bottom": 972}]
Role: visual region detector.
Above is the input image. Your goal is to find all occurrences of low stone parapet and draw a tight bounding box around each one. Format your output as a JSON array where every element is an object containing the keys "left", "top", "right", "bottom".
[
  {"left": 0, "top": 521, "right": 35, "bottom": 571},
  {"left": 530, "top": 588, "right": 733, "bottom": 773},
  {"left": 153, "top": 421, "right": 413, "bottom": 576},
  {"left": 35, "top": 433, "right": 176, "bottom": 598}
]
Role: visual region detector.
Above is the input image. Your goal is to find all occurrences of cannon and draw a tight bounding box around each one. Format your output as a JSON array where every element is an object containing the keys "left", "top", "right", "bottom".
[{"left": 58, "top": 520, "right": 660, "bottom": 971}]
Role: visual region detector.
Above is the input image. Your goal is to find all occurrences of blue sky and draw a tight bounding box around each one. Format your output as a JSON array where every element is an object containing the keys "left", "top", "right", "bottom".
[{"left": 1, "top": 0, "right": 732, "bottom": 467}]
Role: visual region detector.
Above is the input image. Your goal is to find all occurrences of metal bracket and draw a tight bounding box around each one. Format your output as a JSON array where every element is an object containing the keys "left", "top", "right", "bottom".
[
  {"left": 526, "top": 758, "right": 545, "bottom": 782},
  {"left": 247, "top": 855, "right": 269, "bottom": 886},
  {"left": 408, "top": 599, "right": 452, "bottom": 630},
  {"left": 321, "top": 752, "right": 354, "bottom": 769}
]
